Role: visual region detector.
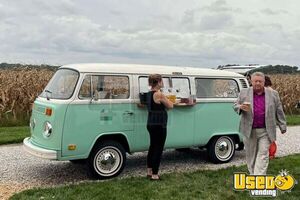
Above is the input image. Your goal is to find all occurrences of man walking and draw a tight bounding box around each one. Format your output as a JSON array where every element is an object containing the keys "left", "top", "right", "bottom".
[{"left": 234, "top": 72, "right": 287, "bottom": 175}]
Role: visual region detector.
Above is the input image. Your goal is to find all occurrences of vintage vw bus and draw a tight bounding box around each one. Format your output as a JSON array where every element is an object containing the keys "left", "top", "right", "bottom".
[{"left": 23, "top": 63, "right": 249, "bottom": 179}]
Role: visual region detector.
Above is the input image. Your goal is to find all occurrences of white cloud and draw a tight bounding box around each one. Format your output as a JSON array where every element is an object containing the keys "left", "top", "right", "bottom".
[
  {"left": 199, "top": 13, "right": 234, "bottom": 30},
  {"left": 261, "top": 8, "right": 288, "bottom": 15}
]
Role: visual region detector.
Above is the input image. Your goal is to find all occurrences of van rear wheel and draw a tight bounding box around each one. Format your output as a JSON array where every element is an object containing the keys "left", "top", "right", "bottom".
[
  {"left": 208, "top": 136, "right": 235, "bottom": 163},
  {"left": 88, "top": 140, "right": 126, "bottom": 179}
]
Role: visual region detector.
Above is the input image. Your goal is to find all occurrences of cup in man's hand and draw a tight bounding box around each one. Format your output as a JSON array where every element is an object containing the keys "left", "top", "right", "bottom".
[{"left": 242, "top": 102, "right": 251, "bottom": 112}]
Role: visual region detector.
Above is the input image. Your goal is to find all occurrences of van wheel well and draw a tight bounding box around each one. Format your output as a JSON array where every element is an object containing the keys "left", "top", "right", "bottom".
[{"left": 92, "top": 134, "right": 130, "bottom": 154}]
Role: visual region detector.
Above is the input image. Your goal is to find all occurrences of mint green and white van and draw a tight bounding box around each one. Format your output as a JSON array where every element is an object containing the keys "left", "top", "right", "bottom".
[{"left": 23, "top": 63, "right": 249, "bottom": 179}]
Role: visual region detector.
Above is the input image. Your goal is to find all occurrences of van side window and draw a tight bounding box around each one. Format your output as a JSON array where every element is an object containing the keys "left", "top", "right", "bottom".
[
  {"left": 139, "top": 77, "right": 149, "bottom": 93},
  {"left": 196, "top": 79, "right": 238, "bottom": 98},
  {"left": 79, "top": 75, "right": 91, "bottom": 98},
  {"left": 171, "top": 78, "right": 190, "bottom": 98},
  {"left": 139, "top": 77, "right": 190, "bottom": 98},
  {"left": 79, "top": 75, "right": 130, "bottom": 99},
  {"left": 139, "top": 77, "right": 171, "bottom": 93}
]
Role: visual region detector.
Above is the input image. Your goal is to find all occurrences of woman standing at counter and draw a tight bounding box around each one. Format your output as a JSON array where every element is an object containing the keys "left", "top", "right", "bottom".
[{"left": 146, "top": 74, "right": 174, "bottom": 180}]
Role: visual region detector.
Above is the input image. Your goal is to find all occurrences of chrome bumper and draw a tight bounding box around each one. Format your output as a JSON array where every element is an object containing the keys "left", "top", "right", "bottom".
[{"left": 23, "top": 137, "right": 58, "bottom": 160}]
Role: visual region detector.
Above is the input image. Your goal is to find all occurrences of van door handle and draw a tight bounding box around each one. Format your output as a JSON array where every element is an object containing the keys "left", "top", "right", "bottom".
[{"left": 123, "top": 111, "right": 134, "bottom": 115}]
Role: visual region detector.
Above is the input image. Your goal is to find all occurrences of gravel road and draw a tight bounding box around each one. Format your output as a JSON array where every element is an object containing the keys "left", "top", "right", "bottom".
[{"left": 1, "top": 126, "right": 299, "bottom": 199}]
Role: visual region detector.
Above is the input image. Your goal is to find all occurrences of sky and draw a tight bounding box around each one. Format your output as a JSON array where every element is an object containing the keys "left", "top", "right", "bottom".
[{"left": 0, "top": 0, "right": 300, "bottom": 68}]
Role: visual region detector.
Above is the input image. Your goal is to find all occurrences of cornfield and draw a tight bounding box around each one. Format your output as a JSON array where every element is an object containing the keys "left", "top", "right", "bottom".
[
  {"left": 0, "top": 68, "right": 299, "bottom": 125},
  {"left": 0, "top": 68, "right": 54, "bottom": 122},
  {"left": 270, "top": 74, "right": 300, "bottom": 114}
]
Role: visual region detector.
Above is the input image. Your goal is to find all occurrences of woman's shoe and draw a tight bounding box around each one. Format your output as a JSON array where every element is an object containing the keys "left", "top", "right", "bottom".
[
  {"left": 147, "top": 168, "right": 152, "bottom": 179},
  {"left": 150, "top": 175, "right": 161, "bottom": 181}
]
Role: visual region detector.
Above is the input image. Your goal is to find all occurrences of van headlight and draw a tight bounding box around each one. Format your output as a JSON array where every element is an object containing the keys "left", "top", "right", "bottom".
[{"left": 43, "top": 121, "right": 53, "bottom": 138}]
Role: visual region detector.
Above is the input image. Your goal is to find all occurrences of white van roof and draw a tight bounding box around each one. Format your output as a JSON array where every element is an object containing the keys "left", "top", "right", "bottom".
[
  {"left": 61, "top": 63, "right": 244, "bottom": 78},
  {"left": 218, "top": 65, "right": 267, "bottom": 75}
]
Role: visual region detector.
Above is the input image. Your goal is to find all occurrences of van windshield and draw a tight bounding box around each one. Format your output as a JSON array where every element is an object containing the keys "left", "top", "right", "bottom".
[{"left": 40, "top": 69, "right": 79, "bottom": 99}]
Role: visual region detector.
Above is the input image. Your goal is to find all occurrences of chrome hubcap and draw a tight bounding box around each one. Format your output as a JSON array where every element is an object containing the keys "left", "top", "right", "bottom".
[
  {"left": 94, "top": 147, "right": 122, "bottom": 176},
  {"left": 215, "top": 137, "right": 233, "bottom": 161},
  {"left": 218, "top": 141, "right": 228, "bottom": 153},
  {"left": 100, "top": 152, "right": 116, "bottom": 168}
]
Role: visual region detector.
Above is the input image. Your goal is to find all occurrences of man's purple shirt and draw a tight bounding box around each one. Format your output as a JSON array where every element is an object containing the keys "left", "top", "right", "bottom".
[{"left": 252, "top": 91, "right": 266, "bottom": 128}]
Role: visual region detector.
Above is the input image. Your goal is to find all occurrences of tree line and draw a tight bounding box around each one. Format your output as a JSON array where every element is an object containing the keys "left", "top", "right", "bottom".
[
  {"left": 0, "top": 63, "right": 59, "bottom": 71},
  {"left": 217, "top": 64, "right": 299, "bottom": 74}
]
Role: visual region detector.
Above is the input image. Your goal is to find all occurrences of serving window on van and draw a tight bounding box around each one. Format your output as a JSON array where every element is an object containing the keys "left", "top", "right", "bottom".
[
  {"left": 139, "top": 76, "right": 191, "bottom": 98},
  {"left": 195, "top": 78, "right": 239, "bottom": 98},
  {"left": 139, "top": 77, "right": 171, "bottom": 93},
  {"left": 79, "top": 75, "right": 130, "bottom": 99},
  {"left": 171, "top": 77, "right": 191, "bottom": 98}
]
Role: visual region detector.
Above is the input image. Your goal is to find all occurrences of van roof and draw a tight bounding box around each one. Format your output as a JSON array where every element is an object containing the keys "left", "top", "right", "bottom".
[
  {"left": 61, "top": 63, "right": 244, "bottom": 78},
  {"left": 218, "top": 65, "right": 267, "bottom": 75}
]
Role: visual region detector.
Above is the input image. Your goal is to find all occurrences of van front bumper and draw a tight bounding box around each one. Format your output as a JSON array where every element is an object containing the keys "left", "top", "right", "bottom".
[{"left": 23, "top": 137, "right": 58, "bottom": 160}]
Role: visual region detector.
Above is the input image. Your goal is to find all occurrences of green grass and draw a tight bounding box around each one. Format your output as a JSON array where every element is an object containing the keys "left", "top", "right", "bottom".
[
  {"left": 287, "top": 115, "right": 300, "bottom": 126},
  {"left": 10, "top": 154, "right": 300, "bottom": 200},
  {"left": 0, "top": 126, "right": 30, "bottom": 145},
  {"left": 0, "top": 115, "right": 29, "bottom": 127}
]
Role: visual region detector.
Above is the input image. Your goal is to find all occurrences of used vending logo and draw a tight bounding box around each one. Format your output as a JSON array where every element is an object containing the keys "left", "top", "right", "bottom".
[{"left": 233, "top": 170, "right": 297, "bottom": 197}]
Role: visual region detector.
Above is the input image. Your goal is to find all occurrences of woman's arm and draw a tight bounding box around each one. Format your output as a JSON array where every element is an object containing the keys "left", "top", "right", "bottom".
[{"left": 153, "top": 91, "right": 173, "bottom": 109}]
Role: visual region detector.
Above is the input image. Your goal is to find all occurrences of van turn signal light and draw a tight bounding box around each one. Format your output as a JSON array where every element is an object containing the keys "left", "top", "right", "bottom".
[
  {"left": 45, "top": 108, "right": 52, "bottom": 116},
  {"left": 68, "top": 144, "right": 77, "bottom": 150}
]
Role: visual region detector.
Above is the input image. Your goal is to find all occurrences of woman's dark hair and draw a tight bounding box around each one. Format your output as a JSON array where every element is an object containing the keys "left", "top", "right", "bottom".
[
  {"left": 245, "top": 72, "right": 252, "bottom": 86},
  {"left": 148, "top": 74, "right": 162, "bottom": 88},
  {"left": 265, "top": 75, "right": 272, "bottom": 87}
]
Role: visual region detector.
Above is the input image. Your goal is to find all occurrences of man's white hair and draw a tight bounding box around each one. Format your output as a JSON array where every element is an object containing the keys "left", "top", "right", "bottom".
[{"left": 251, "top": 72, "right": 265, "bottom": 79}]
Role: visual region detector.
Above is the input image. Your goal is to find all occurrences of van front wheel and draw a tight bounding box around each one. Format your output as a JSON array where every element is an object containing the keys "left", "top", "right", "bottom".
[
  {"left": 88, "top": 140, "right": 126, "bottom": 179},
  {"left": 208, "top": 136, "right": 235, "bottom": 163}
]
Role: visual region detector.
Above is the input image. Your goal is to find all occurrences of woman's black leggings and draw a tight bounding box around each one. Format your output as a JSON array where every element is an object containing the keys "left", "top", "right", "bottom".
[{"left": 146, "top": 125, "right": 167, "bottom": 175}]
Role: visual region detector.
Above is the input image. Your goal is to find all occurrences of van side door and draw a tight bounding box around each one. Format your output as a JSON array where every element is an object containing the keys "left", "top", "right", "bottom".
[
  {"left": 62, "top": 74, "right": 134, "bottom": 158},
  {"left": 133, "top": 76, "right": 194, "bottom": 151}
]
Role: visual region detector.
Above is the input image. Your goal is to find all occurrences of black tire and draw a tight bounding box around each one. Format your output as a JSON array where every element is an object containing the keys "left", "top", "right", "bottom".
[
  {"left": 69, "top": 159, "right": 87, "bottom": 164},
  {"left": 208, "top": 136, "right": 235, "bottom": 164},
  {"left": 88, "top": 140, "right": 126, "bottom": 179}
]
